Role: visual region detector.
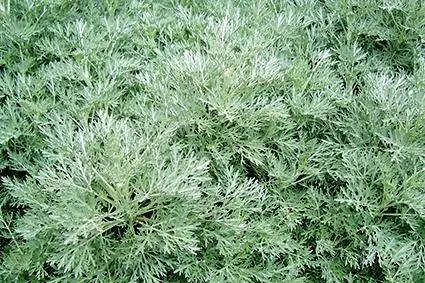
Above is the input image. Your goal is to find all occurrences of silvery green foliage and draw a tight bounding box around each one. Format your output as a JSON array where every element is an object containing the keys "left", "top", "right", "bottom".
[{"left": 1, "top": 0, "right": 425, "bottom": 282}]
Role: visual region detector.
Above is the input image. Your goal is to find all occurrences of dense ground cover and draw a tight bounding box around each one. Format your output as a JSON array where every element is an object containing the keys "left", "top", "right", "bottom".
[{"left": 1, "top": 0, "right": 425, "bottom": 282}]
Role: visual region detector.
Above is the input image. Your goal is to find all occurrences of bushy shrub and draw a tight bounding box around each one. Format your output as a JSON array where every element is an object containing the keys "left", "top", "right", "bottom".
[{"left": 1, "top": 0, "right": 425, "bottom": 282}]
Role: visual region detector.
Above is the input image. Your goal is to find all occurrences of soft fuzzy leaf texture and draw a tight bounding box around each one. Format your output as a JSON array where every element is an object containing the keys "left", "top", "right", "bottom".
[{"left": 1, "top": 0, "right": 425, "bottom": 282}]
